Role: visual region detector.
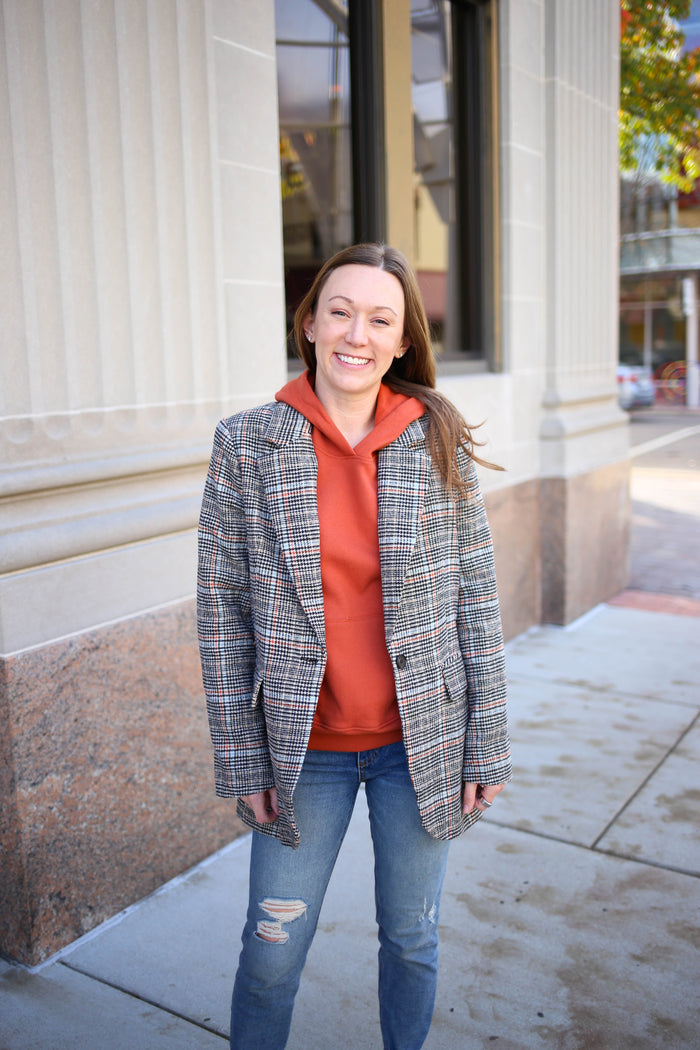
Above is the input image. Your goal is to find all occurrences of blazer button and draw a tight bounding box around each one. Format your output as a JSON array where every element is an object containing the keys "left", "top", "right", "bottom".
[{"left": 395, "top": 654, "right": 407, "bottom": 670}]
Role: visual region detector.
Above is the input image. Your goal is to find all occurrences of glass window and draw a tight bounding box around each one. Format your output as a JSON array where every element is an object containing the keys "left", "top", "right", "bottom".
[
  {"left": 411, "top": 0, "right": 453, "bottom": 353},
  {"left": 619, "top": 275, "right": 687, "bottom": 394},
  {"left": 276, "top": 0, "right": 353, "bottom": 341},
  {"left": 412, "top": 0, "right": 498, "bottom": 364},
  {"left": 275, "top": 0, "right": 498, "bottom": 366}
]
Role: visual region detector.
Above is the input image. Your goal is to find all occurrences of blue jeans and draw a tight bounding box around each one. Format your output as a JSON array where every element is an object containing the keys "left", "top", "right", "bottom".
[{"left": 230, "top": 742, "right": 450, "bottom": 1050}]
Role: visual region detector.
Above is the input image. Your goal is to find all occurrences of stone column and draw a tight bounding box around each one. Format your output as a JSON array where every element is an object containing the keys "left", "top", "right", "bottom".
[
  {"left": 539, "top": 0, "right": 630, "bottom": 623},
  {"left": 0, "top": 0, "right": 285, "bottom": 964}
]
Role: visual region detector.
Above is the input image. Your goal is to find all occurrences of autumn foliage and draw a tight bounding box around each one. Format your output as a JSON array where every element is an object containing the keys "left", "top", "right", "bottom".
[{"left": 620, "top": 0, "right": 700, "bottom": 190}]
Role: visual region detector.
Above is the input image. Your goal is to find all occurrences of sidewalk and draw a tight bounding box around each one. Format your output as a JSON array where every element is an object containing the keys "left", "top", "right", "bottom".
[
  {"left": 2, "top": 599, "right": 698, "bottom": 1050},
  {"left": 627, "top": 409, "right": 700, "bottom": 603}
]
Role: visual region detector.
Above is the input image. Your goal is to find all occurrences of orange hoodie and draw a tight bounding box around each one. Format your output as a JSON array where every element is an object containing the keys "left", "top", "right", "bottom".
[{"left": 276, "top": 372, "right": 426, "bottom": 751}]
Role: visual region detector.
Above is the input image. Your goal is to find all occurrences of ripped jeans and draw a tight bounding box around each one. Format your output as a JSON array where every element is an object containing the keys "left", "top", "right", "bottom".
[{"left": 230, "top": 741, "right": 450, "bottom": 1050}]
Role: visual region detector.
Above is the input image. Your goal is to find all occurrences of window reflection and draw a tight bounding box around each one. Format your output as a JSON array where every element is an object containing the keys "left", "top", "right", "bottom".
[
  {"left": 275, "top": 0, "right": 495, "bottom": 365},
  {"left": 411, "top": 0, "right": 454, "bottom": 355},
  {"left": 411, "top": 1, "right": 494, "bottom": 362},
  {"left": 620, "top": 276, "right": 687, "bottom": 402},
  {"left": 276, "top": 0, "right": 352, "bottom": 343}
]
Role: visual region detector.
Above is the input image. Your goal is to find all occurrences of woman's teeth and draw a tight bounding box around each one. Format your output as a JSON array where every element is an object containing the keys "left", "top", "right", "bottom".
[{"left": 337, "top": 354, "right": 369, "bottom": 366}]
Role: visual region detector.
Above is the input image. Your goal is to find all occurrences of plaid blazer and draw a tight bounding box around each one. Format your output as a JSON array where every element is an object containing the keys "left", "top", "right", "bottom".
[{"left": 197, "top": 400, "right": 510, "bottom": 847}]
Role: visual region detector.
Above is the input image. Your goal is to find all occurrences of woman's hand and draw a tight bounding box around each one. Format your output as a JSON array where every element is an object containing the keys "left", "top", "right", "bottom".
[
  {"left": 462, "top": 782, "right": 506, "bottom": 815},
  {"left": 240, "top": 788, "right": 279, "bottom": 823}
]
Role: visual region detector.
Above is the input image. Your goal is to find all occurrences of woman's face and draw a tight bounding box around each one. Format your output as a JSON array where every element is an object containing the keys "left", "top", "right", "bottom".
[{"left": 306, "top": 264, "right": 409, "bottom": 407}]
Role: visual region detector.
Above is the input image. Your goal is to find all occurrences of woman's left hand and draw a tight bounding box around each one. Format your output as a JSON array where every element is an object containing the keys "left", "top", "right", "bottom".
[
  {"left": 462, "top": 782, "right": 506, "bottom": 814},
  {"left": 240, "top": 788, "right": 279, "bottom": 823}
]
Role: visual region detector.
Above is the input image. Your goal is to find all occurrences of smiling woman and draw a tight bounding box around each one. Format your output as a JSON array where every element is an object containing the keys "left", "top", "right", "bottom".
[
  {"left": 302, "top": 264, "right": 409, "bottom": 445},
  {"left": 198, "top": 241, "right": 510, "bottom": 1050},
  {"left": 292, "top": 242, "right": 503, "bottom": 494}
]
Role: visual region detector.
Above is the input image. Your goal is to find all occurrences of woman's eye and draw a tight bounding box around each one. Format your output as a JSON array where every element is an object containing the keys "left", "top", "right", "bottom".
[{"left": 372, "top": 317, "right": 389, "bottom": 326}]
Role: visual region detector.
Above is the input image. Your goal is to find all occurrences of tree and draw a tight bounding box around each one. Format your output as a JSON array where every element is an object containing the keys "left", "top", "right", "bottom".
[{"left": 620, "top": 0, "right": 700, "bottom": 192}]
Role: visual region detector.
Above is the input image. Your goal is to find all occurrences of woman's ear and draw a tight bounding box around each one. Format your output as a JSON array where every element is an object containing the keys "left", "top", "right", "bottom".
[
  {"left": 395, "top": 336, "right": 410, "bottom": 358},
  {"left": 303, "top": 312, "right": 315, "bottom": 343}
]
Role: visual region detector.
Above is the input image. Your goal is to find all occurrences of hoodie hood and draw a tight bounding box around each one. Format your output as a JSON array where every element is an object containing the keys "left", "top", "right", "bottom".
[{"left": 275, "top": 371, "right": 425, "bottom": 455}]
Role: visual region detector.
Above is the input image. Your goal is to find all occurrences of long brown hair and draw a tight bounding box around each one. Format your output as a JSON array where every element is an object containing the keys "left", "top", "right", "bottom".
[{"left": 293, "top": 243, "right": 501, "bottom": 498}]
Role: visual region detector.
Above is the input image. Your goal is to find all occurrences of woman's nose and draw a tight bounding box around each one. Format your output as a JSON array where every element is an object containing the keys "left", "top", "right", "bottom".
[{"left": 346, "top": 316, "right": 368, "bottom": 345}]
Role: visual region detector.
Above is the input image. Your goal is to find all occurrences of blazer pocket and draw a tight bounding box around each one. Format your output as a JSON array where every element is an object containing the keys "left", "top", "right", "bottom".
[
  {"left": 250, "top": 675, "right": 264, "bottom": 709},
  {"left": 441, "top": 656, "right": 468, "bottom": 705}
]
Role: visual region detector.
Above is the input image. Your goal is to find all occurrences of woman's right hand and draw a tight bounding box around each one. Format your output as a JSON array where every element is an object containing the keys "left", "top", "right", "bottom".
[{"left": 240, "top": 788, "right": 279, "bottom": 823}]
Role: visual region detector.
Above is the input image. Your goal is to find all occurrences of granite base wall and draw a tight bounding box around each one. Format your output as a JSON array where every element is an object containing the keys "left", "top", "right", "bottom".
[
  {"left": 0, "top": 462, "right": 630, "bottom": 965},
  {"left": 485, "top": 462, "right": 630, "bottom": 636},
  {"left": 0, "top": 602, "right": 245, "bottom": 966},
  {"left": 485, "top": 478, "right": 541, "bottom": 641},
  {"left": 540, "top": 460, "right": 631, "bottom": 625}
]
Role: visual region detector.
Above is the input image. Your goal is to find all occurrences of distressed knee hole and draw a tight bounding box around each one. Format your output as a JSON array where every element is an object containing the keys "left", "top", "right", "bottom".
[
  {"left": 419, "top": 897, "right": 439, "bottom": 925},
  {"left": 254, "top": 897, "right": 308, "bottom": 943},
  {"left": 255, "top": 919, "right": 289, "bottom": 944}
]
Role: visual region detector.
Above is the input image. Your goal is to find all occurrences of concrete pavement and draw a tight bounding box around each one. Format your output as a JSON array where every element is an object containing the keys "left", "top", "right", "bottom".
[
  {"left": 627, "top": 407, "right": 700, "bottom": 603},
  {"left": 1, "top": 412, "right": 699, "bottom": 1050}
]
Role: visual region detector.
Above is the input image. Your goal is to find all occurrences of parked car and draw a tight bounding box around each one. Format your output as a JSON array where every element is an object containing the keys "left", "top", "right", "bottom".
[{"left": 617, "top": 364, "right": 656, "bottom": 410}]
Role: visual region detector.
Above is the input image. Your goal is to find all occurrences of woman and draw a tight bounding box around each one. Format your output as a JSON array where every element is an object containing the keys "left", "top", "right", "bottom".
[{"left": 197, "top": 243, "right": 510, "bottom": 1050}]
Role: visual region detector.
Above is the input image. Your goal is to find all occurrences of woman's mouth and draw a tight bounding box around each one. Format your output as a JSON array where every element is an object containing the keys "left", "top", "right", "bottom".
[{"left": 336, "top": 353, "right": 370, "bottom": 367}]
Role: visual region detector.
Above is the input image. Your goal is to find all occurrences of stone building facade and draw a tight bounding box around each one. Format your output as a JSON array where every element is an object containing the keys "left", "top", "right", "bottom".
[{"left": 0, "top": 0, "right": 626, "bottom": 964}]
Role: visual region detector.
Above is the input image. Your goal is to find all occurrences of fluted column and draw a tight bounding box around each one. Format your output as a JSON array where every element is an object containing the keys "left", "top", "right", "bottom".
[
  {"left": 538, "top": 0, "right": 629, "bottom": 622},
  {"left": 0, "top": 0, "right": 286, "bottom": 653},
  {"left": 541, "top": 0, "right": 626, "bottom": 474},
  {"left": 0, "top": 0, "right": 285, "bottom": 964}
]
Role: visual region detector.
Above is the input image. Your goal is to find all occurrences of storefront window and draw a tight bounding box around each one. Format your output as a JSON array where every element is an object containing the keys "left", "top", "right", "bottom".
[
  {"left": 411, "top": 0, "right": 497, "bottom": 362},
  {"left": 276, "top": 0, "right": 352, "bottom": 339},
  {"left": 411, "top": 0, "right": 453, "bottom": 353},
  {"left": 275, "top": 0, "right": 498, "bottom": 365},
  {"left": 620, "top": 274, "right": 688, "bottom": 402}
]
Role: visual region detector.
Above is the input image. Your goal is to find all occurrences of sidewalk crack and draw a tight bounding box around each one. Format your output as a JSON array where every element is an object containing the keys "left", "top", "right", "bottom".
[
  {"left": 58, "top": 960, "right": 228, "bottom": 1041},
  {"left": 590, "top": 709, "right": 700, "bottom": 852}
]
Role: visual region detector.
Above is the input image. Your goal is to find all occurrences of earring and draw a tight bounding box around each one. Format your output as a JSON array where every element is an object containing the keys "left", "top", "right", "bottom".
[{"left": 305, "top": 332, "right": 314, "bottom": 343}]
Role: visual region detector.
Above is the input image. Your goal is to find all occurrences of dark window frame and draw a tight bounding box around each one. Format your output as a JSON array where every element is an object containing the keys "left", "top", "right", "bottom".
[
  {"left": 453, "top": 0, "right": 493, "bottom": 360},
  {"left": 348, "top": 0, "right": 386, "bottom": 243},
  {"left": 348, "top": 0, "right": 499, "bottom": 367},
  {"left": 277, "top": 0, "right": 500, "bottom": 369}
]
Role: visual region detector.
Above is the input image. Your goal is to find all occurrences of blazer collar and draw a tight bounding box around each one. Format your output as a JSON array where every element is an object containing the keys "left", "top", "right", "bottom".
[
  {"left": 257, "top": 406, "right": 324, "bottom": 645},
  {"left": 377, "top": 435, "right": 431, "bottom": 642},
  {"left": 262, "top": 402, "right": 312, "bottom": 448},
  {"left": 257, "top": 402, "right": 430, "bottom": 648},
  {"left": 261, "top": 399, "right": 428, "bottom": 450},
  {"left": 389, "top": 415, "right": 429, "bottom": 449}
]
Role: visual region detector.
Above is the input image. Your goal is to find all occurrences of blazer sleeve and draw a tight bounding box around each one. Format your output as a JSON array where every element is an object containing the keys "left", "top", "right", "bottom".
[
  {"left": 456, "top": 455, "right": 512, "bottom": 786},
  {"left": 197, "top": 419, "right": 274, "bottom": 798}
]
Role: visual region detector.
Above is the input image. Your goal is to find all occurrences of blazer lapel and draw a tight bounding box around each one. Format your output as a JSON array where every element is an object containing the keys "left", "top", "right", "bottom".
[
  {"left": 258, "top": 409, "right": 326, "bottom": 647},
  {"left": 377, "top": 419, "right": 431, "bottom": 642}
]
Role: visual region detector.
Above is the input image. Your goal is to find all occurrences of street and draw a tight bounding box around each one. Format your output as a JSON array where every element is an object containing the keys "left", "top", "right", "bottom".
[{"left": 627, "top": 405, "right": 700, "bottom": 604}]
